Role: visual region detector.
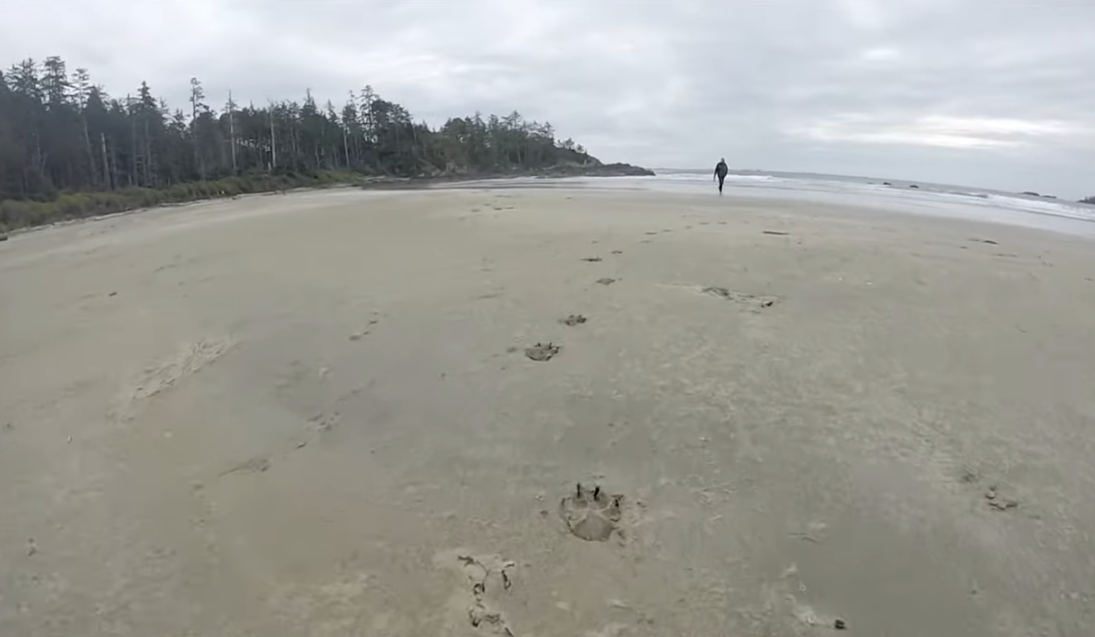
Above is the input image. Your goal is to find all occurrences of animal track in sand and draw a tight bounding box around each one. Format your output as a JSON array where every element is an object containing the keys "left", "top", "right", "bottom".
[
  {"left": 349, "top": 317, "right": 381, "bottom": 341},
  {"left": 596, "top": 277, "right": 617, "bottom": 286},
  {"left": 130, "top": 338, "right": 232, "bottom": 401},
  {"left": 433, "top": 550, "right": 518, "bottom": 636},
  {"left": 458, "top": 554, "right": 517, "bottom": 635},
  {"left": 220, "top": 412, "right": 338, "bottom": 479},
  {"left": 581, "top": 256, "right": 603, "bottom": 262},
  {"left": 702, "top": 286, "right": 779, "bottom": 310},
  {"left": 524, "top": 342, "right": 560, "bottom": 361},
  {"left": 560, "top": 314, "right": 588, "bottom": 326},
  {"left": 220, "top": 455, "right": 271, "bottom": 477},
  {"left": 110, "top": 337, "right": 233, "bottom": 422},
  {"left": 755, "top": 568, "right": 849, "bottom": 634},
  {"left": 957, "top": 468, "right": 1021, "bottom": 512},
  {"left": 985, "top": 485, "right": 1019, "bottom": 511},
  {"left": 308, "top": 411, "right": 341, "bottom": 433},
  {"left": 559, "top": 483, "right": 624, "bottom": 542}
]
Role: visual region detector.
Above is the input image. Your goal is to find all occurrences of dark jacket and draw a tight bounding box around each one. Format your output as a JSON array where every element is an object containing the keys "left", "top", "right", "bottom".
[{"left": 714, "top": 161, "right": 729, "bottom": 178}]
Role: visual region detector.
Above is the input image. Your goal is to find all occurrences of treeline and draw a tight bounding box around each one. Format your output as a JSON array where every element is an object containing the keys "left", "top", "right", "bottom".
[{"left": 0, "top": 56, "right": 607, "bottom": 231}]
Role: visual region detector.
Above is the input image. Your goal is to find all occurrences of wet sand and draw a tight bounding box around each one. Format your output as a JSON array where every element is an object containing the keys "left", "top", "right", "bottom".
[{"left": 2, "top": 188, "right": 1094, "bottom": 636}]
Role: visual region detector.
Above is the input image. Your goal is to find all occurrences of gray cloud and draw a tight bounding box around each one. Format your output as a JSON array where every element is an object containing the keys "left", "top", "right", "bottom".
[{"left": 3, "top": 0, "right": 1094, "bottom": 196}]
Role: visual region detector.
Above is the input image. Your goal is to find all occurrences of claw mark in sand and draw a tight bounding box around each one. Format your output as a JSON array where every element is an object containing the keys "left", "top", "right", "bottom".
[
  {"left": 525, "top": 342, "right": 560, "bottom": 361},
  {"left": 581, "top": 256, "right": 603, "bottom": 262},
  {"left": 596, "top": 277, "right": 617, "bottom": 286},
  {"left": 763, "top": 230, "right": 790, "bottom": 236},
  {"left": 702, "top": 286, "right": 779, "bottom": 310},
  {"left": 559, "top": 483, "right": 624, "bottom": 542},
  {"left": 560, "top": 314, "right": 587, "bottom": 326}
]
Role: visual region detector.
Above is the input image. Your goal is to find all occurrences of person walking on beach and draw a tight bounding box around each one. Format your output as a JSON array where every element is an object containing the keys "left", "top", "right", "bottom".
[{"left": 713, "top": 158, "right": 729, "bottom": 195}]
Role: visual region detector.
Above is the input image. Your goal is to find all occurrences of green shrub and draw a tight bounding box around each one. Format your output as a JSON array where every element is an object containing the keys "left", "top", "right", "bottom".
[{"left": 0, "top": 170, "right": 369, "bottom": 231}]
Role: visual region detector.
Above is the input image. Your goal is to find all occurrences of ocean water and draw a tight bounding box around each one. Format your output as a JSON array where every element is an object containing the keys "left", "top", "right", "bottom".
[
  {"left": 656, "top": 169, "right": 1095, "bottom": 228},
  {"left": 455, "top": 169, "right": 1095, "bottom": 238}
]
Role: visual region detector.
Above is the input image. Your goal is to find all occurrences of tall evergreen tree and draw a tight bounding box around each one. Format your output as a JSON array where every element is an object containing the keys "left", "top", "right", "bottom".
[{"left": 0, "top": 55, "right": 619, "bottom": 231}]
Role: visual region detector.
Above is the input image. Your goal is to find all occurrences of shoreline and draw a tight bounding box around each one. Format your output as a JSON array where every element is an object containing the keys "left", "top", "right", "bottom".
[
  {"left": 0, "top": 165, "right": 655, "bottom": 239},
  {"left": 6, "top": 176, "right": 1095, "bottom": 249}
]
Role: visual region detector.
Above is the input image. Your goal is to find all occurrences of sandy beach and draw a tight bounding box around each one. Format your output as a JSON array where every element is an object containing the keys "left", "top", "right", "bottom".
[{"left": 2, "top": 187, "right": 1094, "bottom": 636}]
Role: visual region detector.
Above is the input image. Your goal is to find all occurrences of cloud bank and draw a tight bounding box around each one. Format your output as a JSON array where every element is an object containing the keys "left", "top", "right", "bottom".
[{"left": 3, "top": 0, "right": 1094, "bottom": 196}]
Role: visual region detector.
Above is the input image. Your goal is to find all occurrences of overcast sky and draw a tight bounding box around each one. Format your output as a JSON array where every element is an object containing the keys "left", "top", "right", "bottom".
[{"left": 3, "top": 0, "right": 1094, "bottom": 197}]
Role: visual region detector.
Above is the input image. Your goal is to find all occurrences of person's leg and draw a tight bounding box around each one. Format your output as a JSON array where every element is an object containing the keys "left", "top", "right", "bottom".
[{"left": 718, "top": 175, "right": 725, "bottom": 194}]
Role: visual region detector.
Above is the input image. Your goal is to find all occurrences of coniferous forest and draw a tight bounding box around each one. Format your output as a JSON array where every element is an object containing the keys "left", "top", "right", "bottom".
[{"left": 0, "top": 56, "right": 650, "bottom": 232}]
